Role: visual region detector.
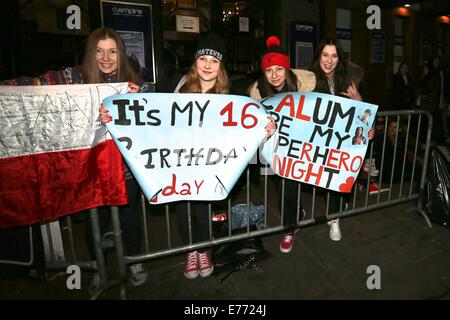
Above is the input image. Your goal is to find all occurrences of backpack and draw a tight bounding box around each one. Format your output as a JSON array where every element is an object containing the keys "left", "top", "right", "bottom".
[
  {"left": 211, "top": 236, "right": 270, "bottom": 282},
  {"left": 425, "top": 147, "right": 450, "bottom": 227},
  {"left": 211, "top": 203, "right": 271, "bottom": 282}
]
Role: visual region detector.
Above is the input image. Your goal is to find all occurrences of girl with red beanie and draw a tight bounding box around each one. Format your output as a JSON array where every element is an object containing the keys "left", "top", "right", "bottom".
[{"left": 248, "top": 35, "right": 316, "bottom": 254}]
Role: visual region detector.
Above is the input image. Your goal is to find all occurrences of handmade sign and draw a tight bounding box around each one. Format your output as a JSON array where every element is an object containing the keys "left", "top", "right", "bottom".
[
  {"left": 260, "top": 92, "right": 378, "bottom": 192},
  {"left": 0, "top": 83, "right": 129, "bottom": 228},
  {"left": 103, "top": 93, "right": 270, "bottom": 204}
]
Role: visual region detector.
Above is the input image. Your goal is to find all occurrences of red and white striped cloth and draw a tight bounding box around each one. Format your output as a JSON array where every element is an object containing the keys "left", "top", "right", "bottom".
[{"left": 0, "top": 83, "right": 129, "bottom": 228}]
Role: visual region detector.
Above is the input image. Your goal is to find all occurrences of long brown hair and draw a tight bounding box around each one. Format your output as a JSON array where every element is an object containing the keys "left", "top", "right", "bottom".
[
  {"left": 309, "top": 37, "right": 348, "bottom": 96},
  {"left": 257, "top": 68, "right": 298, "bottom": 98},
  {"left": 179, "top": 60, "right": 230, "bottom": 94},
  {"left": 81, "top": 27, "right": 139, "bottom": 84}
]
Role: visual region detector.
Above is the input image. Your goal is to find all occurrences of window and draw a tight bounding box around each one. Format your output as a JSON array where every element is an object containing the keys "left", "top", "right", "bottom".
[
  {"left": 393, "top": 16, "right": 404, "bottom": 72},
  {"left": 295, "top": 42, "right": 314, "bottom": 69},
  {"left": 336, "top": 8, "right": 352, "bottom": 59}
]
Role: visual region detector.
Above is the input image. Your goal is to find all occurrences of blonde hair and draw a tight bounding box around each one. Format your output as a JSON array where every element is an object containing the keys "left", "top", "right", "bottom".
[
  {"left": 81, "top": 27, "right": 139, "bottom": 84},
  {"left": 179, "top": 59, "right": 230, "bottom": 94}
]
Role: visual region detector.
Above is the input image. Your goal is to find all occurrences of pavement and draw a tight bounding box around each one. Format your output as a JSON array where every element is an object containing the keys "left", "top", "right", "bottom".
[
  {"left": 1, "top": 200, "right": 450, "bottom": 301},
  {"left": 132, "top": 202, "right": 450, "bottom": 300}
]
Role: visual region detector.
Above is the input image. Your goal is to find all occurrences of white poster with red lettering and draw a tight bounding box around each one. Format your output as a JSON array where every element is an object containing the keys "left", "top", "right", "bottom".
[
  {"left": 260, "top": 92, "right": 378, "bottom": 192},
  {"left": 103, "top": 93, "right": 270, "bottom": 204}
]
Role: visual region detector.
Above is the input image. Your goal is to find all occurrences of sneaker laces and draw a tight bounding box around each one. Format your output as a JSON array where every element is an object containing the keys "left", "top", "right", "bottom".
[
  {"left": 283, "top": 233, "right": 294, "bottom": 242},
  {"left": 198, "top": 252, "right": 212, "bottom": 269},
  {"left": 185, "top": 251, "right": 198, "bottom": 270}
]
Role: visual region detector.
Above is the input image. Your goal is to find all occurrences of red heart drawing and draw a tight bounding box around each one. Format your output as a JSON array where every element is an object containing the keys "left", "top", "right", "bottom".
[{"left": 339, "top": 177, "right": 355, "bottom": 193}]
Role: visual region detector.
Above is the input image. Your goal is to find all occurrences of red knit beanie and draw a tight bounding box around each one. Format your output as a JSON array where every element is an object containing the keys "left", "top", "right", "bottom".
[{"left": 261, "top": 35, "right": 290, "bottom": 71}]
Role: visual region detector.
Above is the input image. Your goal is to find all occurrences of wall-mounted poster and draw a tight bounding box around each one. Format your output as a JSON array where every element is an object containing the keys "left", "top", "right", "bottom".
[
  {"left": 239, "top": 17, "right": 249, "bottom": 32},
  {"left": 101, "top": 0, "right": 156, "bottom": 83},
  {"left": 371, "top": 32, "right": 385, "bottom": 64},
  {"left": 176, "top": 15, "right": 200, "bottom": 33},
  {"left": 290, "top": 22, "right": 317, "bottom": 69}
]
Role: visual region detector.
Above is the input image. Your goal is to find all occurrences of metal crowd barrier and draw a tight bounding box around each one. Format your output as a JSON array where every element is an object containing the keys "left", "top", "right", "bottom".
[
  {"left": 39, "top": 209, "right": 126, "bottom": 299},
  {"left": 39, "top": 109, "right": 432, "bottom": 299}
]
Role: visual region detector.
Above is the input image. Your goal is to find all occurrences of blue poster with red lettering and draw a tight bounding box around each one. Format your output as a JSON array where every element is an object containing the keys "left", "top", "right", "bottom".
[{"left": 260, "top": 92, "right": 378, "bottom": 193}]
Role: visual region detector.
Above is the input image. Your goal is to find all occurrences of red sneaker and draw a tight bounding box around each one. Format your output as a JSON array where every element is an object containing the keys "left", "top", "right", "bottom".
[
  {"left": 368, "top": 183, "right": 389, "bottom": 195},
  {"left": 198, "top": 251, "right": 214, "bottom": 278},
  {"left": 279, "top": 232, "right": 295, "bottom": 253},
  {"left": 184, "top": 251, "right": 199, "bottom": 280}
]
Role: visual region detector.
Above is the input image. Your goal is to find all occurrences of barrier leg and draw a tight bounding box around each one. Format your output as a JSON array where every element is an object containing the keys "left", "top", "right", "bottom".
[
  {"left": 111, "top": 206, "right": 128, "bottom": 300},
  {"left": 88, "top": 208, "right": 108, "bottom": 299},
  {"left": 408, "top": 194, "right": 432, "bottom": 228}
]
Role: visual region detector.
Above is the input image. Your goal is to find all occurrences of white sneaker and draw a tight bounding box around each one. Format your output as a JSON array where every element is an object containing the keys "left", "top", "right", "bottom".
[
  {"left": 327, "top": 219, "right": 342, "bottom": 241},
  {"left": 363, "top": 159, "right": 379, "bottom": 177},
  {"left": 128, "top": 263, "right": 148, "bottom": 287},
  {"left": 370, "top": 160, "right": 379, "bottom": 177}
]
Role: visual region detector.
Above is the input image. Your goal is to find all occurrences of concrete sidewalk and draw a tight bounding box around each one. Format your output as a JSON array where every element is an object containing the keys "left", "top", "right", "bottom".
[
  {"left": 126, "top": 201, "right": 450, "bottom": 300},
  {"left": 1, "top": 203, "right": 449, "bottom": 300}
]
